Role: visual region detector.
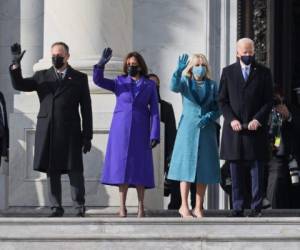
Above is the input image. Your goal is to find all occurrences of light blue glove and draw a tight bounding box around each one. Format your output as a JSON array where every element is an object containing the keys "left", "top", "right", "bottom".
[
  {"left": 198, "top": 115, "right": 210, "bottom": 129},
  {"left": 176, "top": 54, "right": 189, "bottom": 72}
]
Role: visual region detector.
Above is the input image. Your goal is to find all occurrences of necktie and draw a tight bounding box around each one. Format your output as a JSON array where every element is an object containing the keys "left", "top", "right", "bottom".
[
  {"left": 58, "top": 72, "right": 63, "bottom": 81},
  {"left": 243, "top": 67, "right": 249, "bottom": 81}
]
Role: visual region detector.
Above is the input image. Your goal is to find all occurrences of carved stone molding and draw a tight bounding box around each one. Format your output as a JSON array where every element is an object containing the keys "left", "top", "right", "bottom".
[
  {"left": 237, "top": 0, "right": 267, "bottom": 65},
  {"left": 253, "top": 0, "right": 267, "bottom": 64}
]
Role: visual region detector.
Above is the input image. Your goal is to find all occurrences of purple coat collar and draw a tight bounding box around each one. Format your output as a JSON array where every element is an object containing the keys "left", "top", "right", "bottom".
[{"left": 121, "top": 75, "right": 149, "bottom": 98}]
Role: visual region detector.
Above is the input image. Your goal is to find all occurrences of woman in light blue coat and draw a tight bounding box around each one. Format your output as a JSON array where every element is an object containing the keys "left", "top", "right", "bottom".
[{"left": 168, "top": 53, "right": 220, "bottom": 218}]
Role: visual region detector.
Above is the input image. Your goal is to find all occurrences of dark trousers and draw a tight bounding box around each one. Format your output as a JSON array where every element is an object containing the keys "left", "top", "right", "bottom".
[
  {"left": 47, "top": 170, "right": 85, "bottom": 210},
  {"left": 230, "top": 161, "right": 264, "bottom": 211},
  {"left": 266, "top": 156, "right": 291, "bottom": 208},
  {"left": 167, "top": 180, "right": 181, "bottom": 209}
]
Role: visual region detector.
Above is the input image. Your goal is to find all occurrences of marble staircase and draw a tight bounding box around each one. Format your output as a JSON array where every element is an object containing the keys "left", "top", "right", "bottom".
[{"left": 1, "top": 208, "right": 300, "bottom": 250}]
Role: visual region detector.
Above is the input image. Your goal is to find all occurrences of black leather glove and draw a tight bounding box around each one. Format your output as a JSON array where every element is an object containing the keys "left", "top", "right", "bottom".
[
  {"left": 97, "top": 47, "right": 112, "bottom": 68},
  {"left": 10, "top": 43, "right": 26, "bottom": 66},
  {"left": 82, "top": 139, "right": 92, "bottom": 154},
  {"left": 150, "top": 139, "right": 159, "bottom": 149}
]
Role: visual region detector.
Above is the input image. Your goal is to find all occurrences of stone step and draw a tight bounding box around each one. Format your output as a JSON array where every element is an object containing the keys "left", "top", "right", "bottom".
[
  {"left": 2, "top": 207, "right": 300, "bottom": 217},
  {"left": 1, "top": 210, "right": 300, "bottom": 249}
]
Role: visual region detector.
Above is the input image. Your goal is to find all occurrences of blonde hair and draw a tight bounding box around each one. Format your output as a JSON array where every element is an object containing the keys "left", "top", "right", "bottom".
[{"left": 182, "top": 53, "right": 211, "bottom": 79}]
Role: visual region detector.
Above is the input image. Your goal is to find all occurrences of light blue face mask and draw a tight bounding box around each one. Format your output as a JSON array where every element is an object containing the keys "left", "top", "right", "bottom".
[{"left": 192, "top": 65, "right": 206, "bottom": 78}]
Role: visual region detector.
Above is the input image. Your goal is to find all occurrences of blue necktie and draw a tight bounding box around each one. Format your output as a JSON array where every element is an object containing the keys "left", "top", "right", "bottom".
[{"left": 243, "top": 67, "right": 249, "bottom": 81}]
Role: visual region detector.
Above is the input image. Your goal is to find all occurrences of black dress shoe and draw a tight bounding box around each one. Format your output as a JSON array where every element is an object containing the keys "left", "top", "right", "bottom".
[
  {"left": 227, "top": 210, "right": 244, "bottom": 217},
  {"left": 247, "top": 209, "right": 262, "bottom": 217},
  {"left": 49, "top": 207, "right": 64, "bottom": 217},
  {"left": 76, "top": 207, "right": 86, "bottom": 217}
]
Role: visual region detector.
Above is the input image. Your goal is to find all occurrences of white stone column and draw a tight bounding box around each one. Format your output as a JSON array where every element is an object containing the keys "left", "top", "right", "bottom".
[
  {"left": 34, "top": 0, "right": 133, "bottom": 92},
  {"left": 20, "top": 0, "right": 44, "bottom": 77},
  {"left": 218, "top": 0, "right": 238, "bottom": 210},
  {"left": 3, "top": 0, "right": 44, "bottom": 210},
  {"left": 0, "top": 0, "right": 21, "bottom": 211},
  {"left": 206, "top": 0, "right": 238, "bottom": 210}
]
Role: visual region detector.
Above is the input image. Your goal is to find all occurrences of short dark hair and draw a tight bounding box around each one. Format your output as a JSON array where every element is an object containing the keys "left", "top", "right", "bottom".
[
  {"left": 123, "top": 52, "right": 148, "bottom": 76},
  {"left": 51, "top": 41, "right": 69, "bottom": 54},
  {"left": 148, "top": 73, "right": 160, "bottom": 85}
]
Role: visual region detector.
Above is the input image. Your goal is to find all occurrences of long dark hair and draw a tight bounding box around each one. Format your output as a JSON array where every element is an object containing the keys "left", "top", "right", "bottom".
[{"left": 123, "top": 52, "right": 148, "bottom": 76}]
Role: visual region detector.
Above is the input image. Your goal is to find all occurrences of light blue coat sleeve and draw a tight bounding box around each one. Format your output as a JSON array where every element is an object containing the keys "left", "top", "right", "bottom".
[{"left": 170, "top": 69, "right": 186, "bottom": 93}]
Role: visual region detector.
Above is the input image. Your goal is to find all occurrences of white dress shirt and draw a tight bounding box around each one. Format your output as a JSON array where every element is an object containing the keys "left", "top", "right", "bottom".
[{"left": 56, "top": 68, "right": 68, "bottom": 80}]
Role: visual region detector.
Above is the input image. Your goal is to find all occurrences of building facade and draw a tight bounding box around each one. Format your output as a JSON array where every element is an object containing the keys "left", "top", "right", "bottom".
[{"left": 0, "top": 0, "right": 239, "bottom": 210}]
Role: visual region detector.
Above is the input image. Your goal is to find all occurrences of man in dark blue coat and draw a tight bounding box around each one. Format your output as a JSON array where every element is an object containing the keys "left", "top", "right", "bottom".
[{"left": 219, "top": 38, "right": 273, "bottom": 217}]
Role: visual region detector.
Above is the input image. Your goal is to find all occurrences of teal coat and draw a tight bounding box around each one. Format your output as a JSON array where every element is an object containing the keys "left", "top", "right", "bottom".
[{"left": 167, "top": 69, "right": 220, "bottom": 184}]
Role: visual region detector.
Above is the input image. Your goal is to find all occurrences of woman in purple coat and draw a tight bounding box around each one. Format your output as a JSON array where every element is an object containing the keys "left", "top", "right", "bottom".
[{"left": 93, "top": 48, "right": 160, "bottom": 217}]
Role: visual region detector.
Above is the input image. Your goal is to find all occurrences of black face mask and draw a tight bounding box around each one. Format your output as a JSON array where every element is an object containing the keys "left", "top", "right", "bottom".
[
  {"left": 52, "top": 55, "right": 65, "bottom": 69},
  {"left": 127, "top": 66, "right": 140, "bottom": 77},
  {"left": 240, "top": 55, "right": 254, "bottom": 66}
]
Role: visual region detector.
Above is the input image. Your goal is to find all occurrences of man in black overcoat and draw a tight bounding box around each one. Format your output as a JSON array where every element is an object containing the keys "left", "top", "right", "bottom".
[
  {"left": 9, "top": 42, "right": 93, "bottom": 217},
  {"left": 219, "top": 38, "right": 273, "bottom": 217},
  {"left": 285, "top": 87, "right": 300, "bottom": 208},
  {"left": 265, "top": 91, "right": 293, "bottom": 208}
]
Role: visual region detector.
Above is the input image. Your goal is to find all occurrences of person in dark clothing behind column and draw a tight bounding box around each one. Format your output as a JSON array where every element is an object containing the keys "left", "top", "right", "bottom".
[
  {"left": 148, "top": 73, "right": 180, "bottom": 209},
  {"left": 219, "top": 38, "right": 273, "bottom": 217},
  {"left": 288, "top": 85, "right": 300, "bottom": 208},
  {"left": 9, "top": 42, "right": 93, "bottom": 217},
  {"left": 266, "top": 87, "right": 293, "bottom": 208},
  {"left": 0, "top": 91, "right": 9, "bottom": 166}
]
